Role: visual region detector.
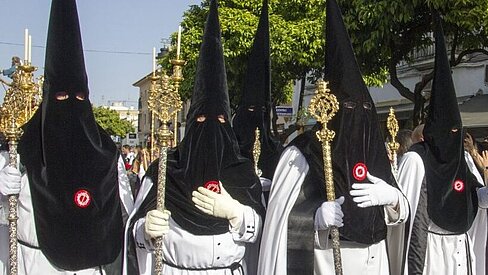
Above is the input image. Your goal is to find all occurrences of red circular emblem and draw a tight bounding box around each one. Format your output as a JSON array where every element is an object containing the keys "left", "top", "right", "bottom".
[
  {"left": 74, "top": 189, "right": 91, "bottom": 208},
  {"left": 453, "top": 180, "right": 465, "bottom": 193},
  {"left": 203, "top": 181, "right": 221, "bottom": 193},
  {"left": 352, "top": 163, "right": 368, "bottom": 181}
]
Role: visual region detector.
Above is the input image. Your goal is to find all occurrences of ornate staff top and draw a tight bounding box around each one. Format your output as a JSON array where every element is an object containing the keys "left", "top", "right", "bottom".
[
  {"left": 0, "top": 63, "right": 42, "bottom": 139},
  {"left": 308, "top": 80, "right": 339, "bottom": 144},
  {"left": 386, "top": 107, "right": 399, "bottom": 153},
  {"left": 252, "top": 128, "right": 262, "bottom": 177},
  {"left": 308, "top": 79, "right": 342, "bottom": 275},
  {"left": 147, "top": 58, "right": 185, "bottom": 148}
]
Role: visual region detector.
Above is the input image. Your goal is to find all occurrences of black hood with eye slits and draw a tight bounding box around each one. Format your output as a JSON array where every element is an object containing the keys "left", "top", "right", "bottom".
[
  {"left": 411, "top": 12, "right": 479, "bottom": 233},
  {"left": 285, "top": 0, "right": 398, "bottom": 272},
  {"left": 141, "top": 0, "right": 264, "bottom": 237},
  {"left": 18, "top": 0, "right": 122, "bottom": 270}
]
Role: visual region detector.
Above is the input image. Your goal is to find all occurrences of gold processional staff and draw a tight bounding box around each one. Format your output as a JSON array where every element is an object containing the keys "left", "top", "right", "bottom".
[
  {"left": 308, "top": 80, "right": 342, "bottom": 275},
  {"left": 0, "top": 56, "right": 42, "bottom": 275},
  {"left": 387, "top": 107, "right": 399, "bottom": 176},
  {"left": 147, "top": 51, "right": 185, "bottom": 274}
]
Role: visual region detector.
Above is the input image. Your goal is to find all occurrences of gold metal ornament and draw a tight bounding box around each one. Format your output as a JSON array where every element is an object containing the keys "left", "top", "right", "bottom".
[
  {"left": 0, "top": 62, "right": 42, "bottom": 275},
  {"left": 147, "top": 57, "right": 185, "bottom": 275},
  {"left": 308, "top": 79, "right": 342, "bottom": 275},
  {"left": 252, "top": 128, "right": 262, "bottom": 177},
  {"left": 386, "top": 107, "right": 399, "bottom": 175}
]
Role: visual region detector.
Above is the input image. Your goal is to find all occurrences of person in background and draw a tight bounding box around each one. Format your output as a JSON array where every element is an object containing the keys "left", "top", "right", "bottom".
[{"left": 397, "top": 129, "right": 413, "bottom": 164}]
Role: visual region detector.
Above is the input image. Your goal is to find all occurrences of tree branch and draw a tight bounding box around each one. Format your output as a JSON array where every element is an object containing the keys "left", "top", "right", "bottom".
[
  {"left": 389, "top": 58, "right": 415, "bottom": 102},
  {"left": 453, "top": 48, "right": 488, "bottom": 67}
]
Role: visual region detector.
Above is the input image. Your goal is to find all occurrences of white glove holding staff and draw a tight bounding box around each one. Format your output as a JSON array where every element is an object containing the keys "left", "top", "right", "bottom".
[
  {"left": 350, "top": 172, "right": 399, "bottom": 208},
  {"left": 314, "top": 196, "right": 345, "bottom": 230},
  {"left": 192, "top": 183, "right": 245, "bottom": 230},
  {"left": 144, "top": 209, "right": 171, "bottom": 239},
  {"left": 0, "top": 166, "right": 22, "bottom": 196}
]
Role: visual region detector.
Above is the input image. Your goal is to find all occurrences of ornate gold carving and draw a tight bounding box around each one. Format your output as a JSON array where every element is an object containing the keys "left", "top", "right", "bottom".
[
  {"left": 147, "top": 58, "right": 185, "bottom": 275},
  {"left": 0, "top": 62, "right": 42, "bottom": 275},
  {"left": 387, "top": 107, "right": 399, "bottom": 174},
  {"left": 252, "top": 128, "right": 262, "bottom": 177}
]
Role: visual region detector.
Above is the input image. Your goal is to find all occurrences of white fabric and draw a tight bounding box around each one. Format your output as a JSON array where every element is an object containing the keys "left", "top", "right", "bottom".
[
  {"left": 0, "top": 166, "right": 21, "bottom": 196},
  {"left": 4, "top": 155, "right": 133, "bottom": 275},
  {"left": 466, "top": 151, "right": 487, "bottom": 275},
  {"left": 396, "top": 151, "right": 486, "bottom": 275},
  {"left": 257, "top": 146, "right": 409, "bottom": 275},
  {"left": 124, "top": 176, "right": 262, "bottom": 275}
]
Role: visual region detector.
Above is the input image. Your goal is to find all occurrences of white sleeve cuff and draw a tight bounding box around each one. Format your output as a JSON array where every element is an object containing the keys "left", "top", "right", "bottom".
[
  {"left": 230, "top": 205, "right": 261, "bottom": 243},
  {"left": 133, "top": 218, "right": 155, "bottom": 251},
  {"left": 384, "top": 189, "right": 409, "bottom": 225}
]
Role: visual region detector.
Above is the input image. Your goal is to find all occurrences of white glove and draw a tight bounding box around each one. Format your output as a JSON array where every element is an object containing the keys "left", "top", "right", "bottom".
[
  {"left": 478, "top": 187, "right": 488, "bottom": 208},
  {"left": 192, "top": 183, "right": 245, "bottom": 229},
  {"left": 144, "top": 209, "right": 171, "bottom": 240},
  {"left": 350, "top": 172, "right": 399, "bottom": 208},
  {"left": 314, "top": 196, "right": 345, "bottom": 230},
  {"left": 0, "top": 166, "right": 22, "bottom": 196}
]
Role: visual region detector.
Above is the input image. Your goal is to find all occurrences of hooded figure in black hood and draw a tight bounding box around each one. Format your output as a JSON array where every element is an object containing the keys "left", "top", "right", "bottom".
[
  {"left": 397, "top": 12, "right": 487, "bottom": 275},
  {"left": 257, "top": 0, "right": 409, "bottom": 274},
  {"left": 124, "top": 0, "right": 264, "bottom": 274},
  {"left": 0, "top": 0, "right": 131, "bottom": 273},
  {"left": 233, "top": 0, "right": 283, "bottom": 185}
]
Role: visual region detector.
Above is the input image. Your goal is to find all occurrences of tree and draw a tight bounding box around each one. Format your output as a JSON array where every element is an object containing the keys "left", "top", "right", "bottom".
[
  {"left": 340, "top": 0, "right": 488, "bottom": 126},
  {"left": 92, "top": 106, "right": 135, "bottom": 138},
  {"left": 164, "top": 0, "right": 488, "bottom": 131}
]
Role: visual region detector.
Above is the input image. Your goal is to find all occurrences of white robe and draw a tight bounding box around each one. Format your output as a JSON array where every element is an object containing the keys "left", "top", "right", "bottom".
[
  {"left": 0, "top": 155, "right": 133, "bottom": 275},
  {"left": 257, "top": 146, "right": 409, "bottom": 275},
  {"left": 0, "top": 151, "right": 9, "bottom": 274},
  {"left": 122, "top": 177, "right": 262, "bottom": 275},
  {"left": 396, "top": 151, "right": 486, "bottom": 275}
]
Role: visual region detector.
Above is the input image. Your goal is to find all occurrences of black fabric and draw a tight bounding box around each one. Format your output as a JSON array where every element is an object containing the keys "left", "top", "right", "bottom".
[
  {"left": 410, "top": 142, "right": 479, "bottom": 233},
  {"left": 407, "top": 172, "right": 429, "bottom": 275},
  {"left": 186, "top": 0, "right": 231, "bottom": 122},
  {"left": 232, "top": 0, "right": 283, "bottom": 180},
  {"left": 419, "top": 13, "right": 479, "bottom": 233},
  {"left": 125, "top": 150, "right": 265, "bottom": 274},
  {"left": 285, "top": 0, "right": 398, "bottom": 273},
  {"left": 17, "top": 0, "right": 122, "bottom": 270}
]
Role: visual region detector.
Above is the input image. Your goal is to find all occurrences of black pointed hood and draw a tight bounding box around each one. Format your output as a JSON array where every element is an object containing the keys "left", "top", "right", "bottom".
[
  {"left": 285, "top": 2, "right": 397, "bottom": 271},
  {"left": 414, "top": 12, "right": 479, "bottom": 233},
  {"left": 186, "top": 0, "right": 231, "bottom": 124},
  {"left": 288, "top": 0, "right": 396, "bottom": 254},
  {"left": 232, "top": 0, "right": 282, "bottom": 179},
  {"left": 326, "top": 0, "right": 396, "bottom": 242},
  {"left": 143, "top": 0, "right": 264, "bottom": 236},
  {"left": 18, "top": 0, "right": 122, "bottom": 270}
]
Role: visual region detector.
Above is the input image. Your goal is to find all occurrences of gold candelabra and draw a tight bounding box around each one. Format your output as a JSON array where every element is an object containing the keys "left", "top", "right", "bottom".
[
  {"left": 147, "top": 57, "right": 185, "bottom": 275},
  {"left": 386, "top": 107, "right": 399, "bottom": 175},
  {"left": 308, "top": 80, "right": 342, "bottom": 275},
  {"left": 252, "top": 128, "right": 262, "bottom": 177},
  {"left": 0, "top": 61, "right": 42, "bottom": 275}
]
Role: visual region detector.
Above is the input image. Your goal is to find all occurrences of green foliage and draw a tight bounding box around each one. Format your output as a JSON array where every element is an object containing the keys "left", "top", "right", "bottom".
[
  {"left": 340, "top": 0, "right": 488, "bottom": 76},
  {"left": 92, "top": 106, "right": 135, "bottom": 138},
  {"left": 161, "top": 0, "right": 328, "bottom": 111},
  {"left": 161, "top": 0, "right": 488, "bottom": 108}
]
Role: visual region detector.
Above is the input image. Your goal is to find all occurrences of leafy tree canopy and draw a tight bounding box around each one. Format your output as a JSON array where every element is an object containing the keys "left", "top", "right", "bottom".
[{"left": 92, "top": 106, "right": 135, "bottom": 138}]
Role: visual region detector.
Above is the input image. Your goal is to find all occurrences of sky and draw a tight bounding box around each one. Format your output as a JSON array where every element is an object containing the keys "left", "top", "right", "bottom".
[{"left": 0, "top": 0, "right": 201, "bottom": 107}]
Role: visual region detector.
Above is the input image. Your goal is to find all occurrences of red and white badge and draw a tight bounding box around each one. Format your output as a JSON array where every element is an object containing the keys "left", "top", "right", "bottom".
[
  {"left": 352, "top": 162, "right": 368, "bottom": 181},
  {"left": 453, "top": 179, "right": 465, "bottom": 193},
  {"left": 74, "top": 189, "right": 91, "bottom": 208},
  {"left": 203, "top": 181, "right": 221, "bottom": 193}
]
